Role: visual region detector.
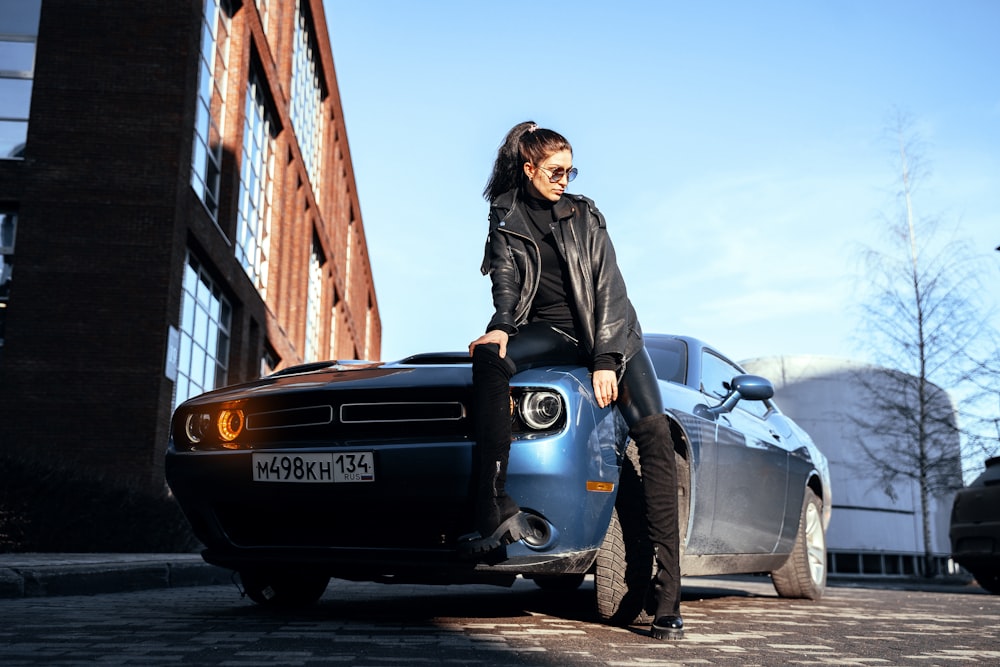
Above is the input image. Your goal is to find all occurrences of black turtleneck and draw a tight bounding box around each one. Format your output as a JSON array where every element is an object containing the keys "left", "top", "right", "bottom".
[
  {"left": 518, "top": 192, "right": 617, "bottom": 373},
  {"left": 520, "top": 193, "right": 577, "bottom": 333}
]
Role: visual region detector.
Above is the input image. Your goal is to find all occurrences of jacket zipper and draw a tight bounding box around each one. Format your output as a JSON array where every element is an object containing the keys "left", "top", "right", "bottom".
[{"left": 498, "top": 205, "right": 541, "bottom": 326}]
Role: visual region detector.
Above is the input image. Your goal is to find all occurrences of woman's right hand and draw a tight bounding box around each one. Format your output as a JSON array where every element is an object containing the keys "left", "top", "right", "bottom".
[{"left": 468, "top": 329, "right": 509, "bottom": 358}]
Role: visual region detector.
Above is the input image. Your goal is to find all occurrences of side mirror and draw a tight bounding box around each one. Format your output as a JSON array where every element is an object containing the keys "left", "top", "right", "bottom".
[
  {"left": 698, "top": 374, "right": 774, "bottom": 419},
  {"left": 731, "top": 374, "right": 774, "bottom": 402}
]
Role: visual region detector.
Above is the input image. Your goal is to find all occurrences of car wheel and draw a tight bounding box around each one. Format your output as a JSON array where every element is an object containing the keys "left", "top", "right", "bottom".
[
  {"left": 594, "top": 505, "right": 654, "bottom": 625},
  {"left": 594, "top": 434, "right": 690, "bottom": 626},
  {"left": 531, "top": 574, "right": 586, "bottom": 592},
  {"left": 771, "top": 487, "right": 826, "bottom": 600},
  {"left": 239, "top": 570, "right": 331, "bottom": 608},
  {"left": 594, "top": 444, "right": 655, "bottom": 626},
  {"left": 970, "top": 568, "right": 1000, "bottom": 595}
]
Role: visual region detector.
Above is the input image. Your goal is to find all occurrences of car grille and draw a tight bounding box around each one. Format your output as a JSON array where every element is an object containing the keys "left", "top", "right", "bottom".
[
  {"left": 189, "top": 388, "right": 476, "bottom": 450},
  {"left": 339, "top": 401, "right": 466, "bottom": 423},
  {"left": 246, "top": 405, "right": 334, "bottom": 430}
]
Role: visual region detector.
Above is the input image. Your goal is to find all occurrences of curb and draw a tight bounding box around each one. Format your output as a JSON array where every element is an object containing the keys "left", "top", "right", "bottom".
[{"left": 0, "top": 555, "right": 231, "bottom": 599}]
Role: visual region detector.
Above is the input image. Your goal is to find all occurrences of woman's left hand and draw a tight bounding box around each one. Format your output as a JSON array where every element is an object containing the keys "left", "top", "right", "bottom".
[{"left": 592, "top": 369, "right": 618, "bottom": 409}]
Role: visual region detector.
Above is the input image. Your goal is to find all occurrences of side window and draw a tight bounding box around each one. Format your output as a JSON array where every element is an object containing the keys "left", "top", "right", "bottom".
[
  {"left": 646, "top": 338, "right": 687, "bottom": 385},
  {"left": 699, "top": 351, "right": 738, "bottom": 401},
  {"left": 700, "top": 350, "right": 769, "bottom": 419}
]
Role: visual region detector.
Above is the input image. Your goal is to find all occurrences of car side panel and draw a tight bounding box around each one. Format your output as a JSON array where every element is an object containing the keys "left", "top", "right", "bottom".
[
  {"left": 709, "top": 410, "right": 788, "bottom": 554},
  {"left": 667, "top": 411, "right": 715, "bottom": 556}
]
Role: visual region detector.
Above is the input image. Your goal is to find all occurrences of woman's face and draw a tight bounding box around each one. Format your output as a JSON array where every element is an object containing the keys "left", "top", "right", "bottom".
[{"left": 524, "top": 149, "right": 573, "bottom": 202}]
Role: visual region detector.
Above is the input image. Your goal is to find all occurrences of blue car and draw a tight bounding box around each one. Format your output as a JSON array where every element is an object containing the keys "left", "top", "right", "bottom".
[{"left": 165, "top": 334, "right": 831, "bottom": 622}]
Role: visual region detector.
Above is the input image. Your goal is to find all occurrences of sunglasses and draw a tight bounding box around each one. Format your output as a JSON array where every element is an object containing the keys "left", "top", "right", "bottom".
[{"left": 536, "top": 165, "right": 578, "bottom": 183}]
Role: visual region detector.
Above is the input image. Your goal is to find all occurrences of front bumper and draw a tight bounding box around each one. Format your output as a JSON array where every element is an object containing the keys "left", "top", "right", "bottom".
[{"left": 165, "top": 412, "right": 624, "bottom": 579}]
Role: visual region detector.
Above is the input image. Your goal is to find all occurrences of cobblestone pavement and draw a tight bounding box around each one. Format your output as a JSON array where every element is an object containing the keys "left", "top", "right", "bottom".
[{"left": 0, "top": 575, "right": 998, "bottom": 665}]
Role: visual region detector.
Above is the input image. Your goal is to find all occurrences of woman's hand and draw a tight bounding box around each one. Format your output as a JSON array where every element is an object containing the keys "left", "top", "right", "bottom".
[
  {"left": 592, "top": 369, "right": 618, "bottom": 408},
  {"left": 468, "top": 329, "right": 509, "bottom": 358}
]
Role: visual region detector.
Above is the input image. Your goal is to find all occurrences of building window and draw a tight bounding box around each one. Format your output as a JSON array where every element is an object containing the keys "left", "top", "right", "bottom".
[
  {"left": 328, "top": 291, "right": 339, "bottom": 360},
  {"left": 304, "top": 237, "right": 324, "bottom": 362},
  {"left": 174, "top": 252, "right": 232, "bottom": 409},
  {"left": 236, "top": 70, "right": 275, "bottom": 297},
  {"left": 290, "top": 0, "right": 324, "bottom": 189},
  {"left": 260, "top": 346, "right": 277, "bottom": 378},
  {"left": 365, "top": 293, "right": 374, "bottom": 359},
  {"left": 345, "top": 217, "right": 353, "bottom": 284},
  {"left": 0, "top": 0, "right": 41, "bottom": 159},
  {"left": 827, "top": 550, "right": 950, "bottom": 578},
  {"left": 0, "top": 209, "right": 15, "bottom": 350},
  {"left": 190, "top": 0, "right": 231, "bottom": 220}
]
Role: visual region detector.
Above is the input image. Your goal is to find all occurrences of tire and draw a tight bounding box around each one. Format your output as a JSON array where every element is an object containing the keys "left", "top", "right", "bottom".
[
  {"left": 969, "top": 569, "right": 1000, "bottom": 595},
  {"left": 594, "top": 506, "right": 654, "bottom": 625},
  {"left": 532, "top": 574, "right": 586, "bottom": 592},
  {"left": 771, "top": 487, "right": 826, "bottom": 600},
  {"left": 594, "top": 448, "right": 655, "bottom": 626},
  {"left": 239, "top": 569, "right": 331, "bottom": 608}
]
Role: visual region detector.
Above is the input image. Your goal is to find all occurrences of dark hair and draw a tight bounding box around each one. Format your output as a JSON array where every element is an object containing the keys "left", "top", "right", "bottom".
[{"left": 483, "top": 121, "right": 573, "bottom": 201}]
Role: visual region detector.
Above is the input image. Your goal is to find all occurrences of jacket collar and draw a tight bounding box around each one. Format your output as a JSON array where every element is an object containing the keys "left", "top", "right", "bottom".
[
  {"left": 492, "top": 188, "right": 575, "bottom": 222},
  {"left": 552, "top": 195, "right": 574, "bottom": 221}
]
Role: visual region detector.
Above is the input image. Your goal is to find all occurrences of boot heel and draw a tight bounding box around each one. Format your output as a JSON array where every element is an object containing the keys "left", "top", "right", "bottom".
[
  {"left": 457, "top": 511, "right": 531, "bottom": 556},
  {"left": 503, "top": 512, "right": 532, "bottom": 543}
]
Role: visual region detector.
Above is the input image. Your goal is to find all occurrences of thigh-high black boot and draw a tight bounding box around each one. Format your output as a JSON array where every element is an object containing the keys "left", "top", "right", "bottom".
[
  {"left": 458, "top": 344, "right": 531, "bottom": 555},
  {"left": 629, "top": 413, "right": 684, "bottom": 640}
]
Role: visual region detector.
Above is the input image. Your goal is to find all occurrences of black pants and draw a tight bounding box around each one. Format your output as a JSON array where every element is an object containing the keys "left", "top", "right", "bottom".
[{"left": 471, "top": 321, "right": 681, "bottom": 616}]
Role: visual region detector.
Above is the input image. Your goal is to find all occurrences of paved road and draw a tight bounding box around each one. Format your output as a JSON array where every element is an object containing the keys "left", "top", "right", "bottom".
[{"left": 0, "top": 575, "right": 998, "bottom": 665}]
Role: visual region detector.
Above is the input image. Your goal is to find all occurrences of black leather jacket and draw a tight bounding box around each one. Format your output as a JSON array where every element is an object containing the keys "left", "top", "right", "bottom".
[{"left": 480, "top": 189, "right": 644, "bottom": 368}]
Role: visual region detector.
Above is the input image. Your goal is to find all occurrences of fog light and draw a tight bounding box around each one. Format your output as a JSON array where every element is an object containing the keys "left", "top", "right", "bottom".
[
  {"left": 520, "top": 513, "right": 557, "bottom": 551},
  {"left": 217, "top": 409, "right": 245, "bottom": 442}
]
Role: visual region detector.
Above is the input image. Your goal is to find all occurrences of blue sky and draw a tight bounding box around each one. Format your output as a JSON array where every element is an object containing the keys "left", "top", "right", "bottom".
[{"left": 322, "top": 0, "right": 999, "bottom": 367}]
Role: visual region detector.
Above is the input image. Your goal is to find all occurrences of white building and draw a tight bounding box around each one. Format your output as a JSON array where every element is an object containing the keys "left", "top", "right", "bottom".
[{"left": 741, "top": 355, "right": 962, "bottom": 577}]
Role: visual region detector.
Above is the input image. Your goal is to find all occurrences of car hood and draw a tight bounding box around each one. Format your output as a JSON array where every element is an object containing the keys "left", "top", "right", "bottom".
[{"left": 178, "top": 359, "right": 476, "bottom": 408}]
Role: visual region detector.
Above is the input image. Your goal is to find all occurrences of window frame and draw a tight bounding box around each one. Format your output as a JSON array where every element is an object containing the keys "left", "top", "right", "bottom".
[
  {"left": 173, "top": 251, "right": 233, "bottom": 409},
  {"left": 289, "top": 0, "right": 325, "bottom": 189},
  {"left": 0, "top": 0, "right": 41, "bottom": 159},
  {"left": 303, "top": 235, "right": 325, "bottom": 362},
  {"left": 235, "top": 67, "right": 276, "bottom": 298},
  {"left": 189, "top": 0, "right": 231, "bottom": 220}
]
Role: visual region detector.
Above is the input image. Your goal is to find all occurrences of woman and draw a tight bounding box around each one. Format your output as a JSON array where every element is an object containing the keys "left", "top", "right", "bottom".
[{"left": 460, "top": 121, "right": 684, "bottom": 640}]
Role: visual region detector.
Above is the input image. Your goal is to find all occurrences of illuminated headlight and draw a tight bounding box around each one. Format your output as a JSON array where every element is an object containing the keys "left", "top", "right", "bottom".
[
  {"left": 518, "top": 391, "right": 564, "bottom": 430},
  {"left": 217, "top": 409, "right": 245, "bottom": 442},
  {"left": 184, "top": 412, "right": 212, "bottom": 443}
]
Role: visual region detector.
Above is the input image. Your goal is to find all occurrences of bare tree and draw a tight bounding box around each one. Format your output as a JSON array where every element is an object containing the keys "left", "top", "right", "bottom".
[{"left": 852, "top": 110, "right": 1000, "bottom": 576}]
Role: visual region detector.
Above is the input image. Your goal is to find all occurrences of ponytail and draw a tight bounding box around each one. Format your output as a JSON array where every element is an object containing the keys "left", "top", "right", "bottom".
[{"left": 483, "top": 121, "right": 572, "bottom": 202}]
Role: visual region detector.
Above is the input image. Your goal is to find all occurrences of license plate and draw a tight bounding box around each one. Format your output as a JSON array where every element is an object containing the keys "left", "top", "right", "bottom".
[{"left": 251, "top": 452, "right": 375, "bottom": 483}]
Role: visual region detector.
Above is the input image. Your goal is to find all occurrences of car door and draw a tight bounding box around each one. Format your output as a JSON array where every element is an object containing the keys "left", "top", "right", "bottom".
[{"left": 700, "top": 350, "right": 788, "bottom": 554}]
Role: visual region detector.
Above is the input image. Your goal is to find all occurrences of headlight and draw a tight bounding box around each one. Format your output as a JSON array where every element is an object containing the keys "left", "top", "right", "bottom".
[
  {"left": 518, "top": 391, "right": 564, "bottom": 430},
  {"left": 184, "top": 412, "right": 212, "bottom": 443},
  {"left": 177, "top": 407, "right": 247, "bottom": 449},
  {"left": 217, "top": 409, "right": 245, "bottom": 442}
]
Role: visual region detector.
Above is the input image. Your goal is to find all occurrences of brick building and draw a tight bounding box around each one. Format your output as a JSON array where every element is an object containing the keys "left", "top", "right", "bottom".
[{"left": 0, "top": 0, "right": 380, "bottom": 494}]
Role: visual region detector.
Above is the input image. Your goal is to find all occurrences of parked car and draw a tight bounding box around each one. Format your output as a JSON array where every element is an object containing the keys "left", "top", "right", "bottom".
[
  {"left": 165, "top": 334, "right": 831, "bottom": 622},
  {"left": 950, "top": 456, "right": 1000, "bottom": 594}
]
